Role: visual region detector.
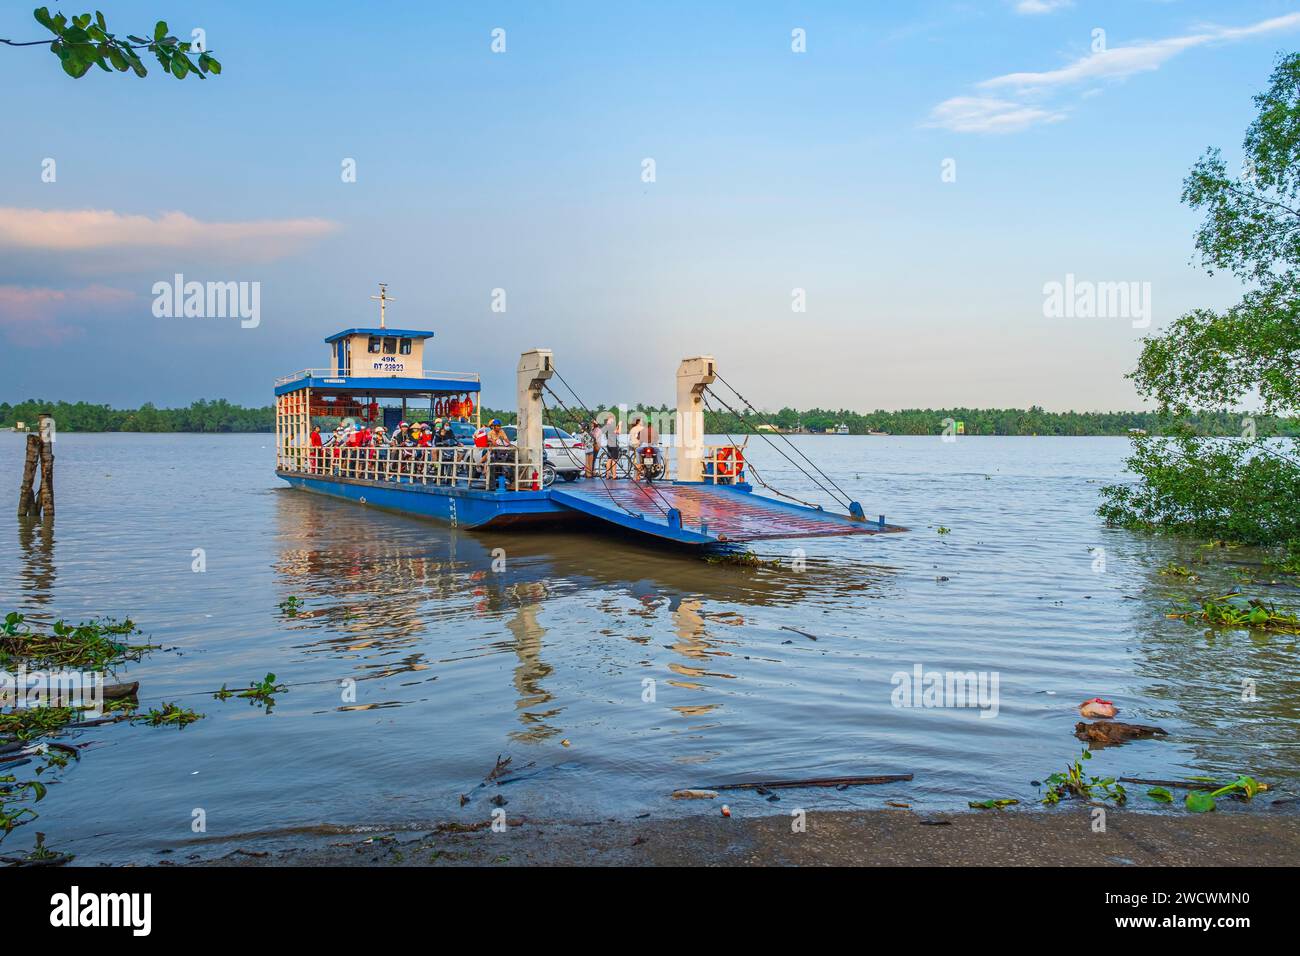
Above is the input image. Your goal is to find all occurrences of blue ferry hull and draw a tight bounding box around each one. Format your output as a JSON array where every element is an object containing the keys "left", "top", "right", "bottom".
[
  {"left": 277, "top": 471, "right": 571, "bottom": 530},
  {"left": 277, "top": 471, "right": 904, "bottom": 547}
]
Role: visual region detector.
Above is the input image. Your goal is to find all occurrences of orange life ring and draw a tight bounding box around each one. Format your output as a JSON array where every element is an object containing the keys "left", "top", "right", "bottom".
[
  {"left": 448, "top": 398, "right": 462, "bottom": 418},
  {"left": 462, "top": 396, "right": 474, "bottom": 419},
  {"left": 717, "top": 446, "right": 734, "bottom": 477}
]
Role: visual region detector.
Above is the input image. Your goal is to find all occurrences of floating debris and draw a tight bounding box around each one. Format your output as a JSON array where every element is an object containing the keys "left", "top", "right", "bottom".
[
  {"left": 213, "top": 673, "right": 287, "bottom": 712},
  {"left": 1040, "top": 749, "right": 1126, "bottom": 805},
  {"left": 1078, "top": 697, "right": 1117, "bottom": 718},
  {"left": 134, "top": 702, "right": 203, "bottom": 729},
  {"left": 1167, "top": 595, "right": 1300, "bottom": 635},
  {"left": 1074, "top": 720, "right": 1167, "bottom": 747}
]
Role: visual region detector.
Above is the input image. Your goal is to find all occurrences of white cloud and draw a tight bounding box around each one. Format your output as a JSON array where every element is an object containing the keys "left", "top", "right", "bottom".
[
  {"left": 926, "top": 96, "right": 1068, "bottom": 133},
  {"left": 930, "top": 13, "right": 1300, "bottom": 132},
  {"left": 1015, "top": 0, "right": 1073, "bottom": 15}
]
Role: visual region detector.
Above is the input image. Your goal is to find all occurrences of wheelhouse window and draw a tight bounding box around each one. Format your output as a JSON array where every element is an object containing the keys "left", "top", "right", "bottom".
[
  {"left": 383, "top": 337, "right": 397, "bottom": 354},
  {"left": 368, "top": 336, "right": 381, "bottom": 353},
  {"left": 399, "top": 338, "right": 412, "bottom": 355}
]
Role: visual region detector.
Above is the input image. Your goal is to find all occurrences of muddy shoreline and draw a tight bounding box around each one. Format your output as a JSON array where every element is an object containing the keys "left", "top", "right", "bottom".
[{"left": 186, "top": 808, "right": 1300, "bottom": 867}]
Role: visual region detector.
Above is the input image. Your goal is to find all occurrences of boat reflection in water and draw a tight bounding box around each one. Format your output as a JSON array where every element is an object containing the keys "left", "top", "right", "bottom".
[{"left": 271, "top": 486, "right": 902, "bottom": 744}]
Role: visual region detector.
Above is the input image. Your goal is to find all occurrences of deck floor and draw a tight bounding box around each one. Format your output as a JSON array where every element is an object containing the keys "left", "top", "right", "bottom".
[{"left": 549, "top": 480, "right": 903, "bottom": 542}]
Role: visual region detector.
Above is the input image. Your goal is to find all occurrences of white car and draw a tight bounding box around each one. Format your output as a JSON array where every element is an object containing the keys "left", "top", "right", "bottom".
[{"left": 503, "top": 425, "right": 586, "bottom": 481}]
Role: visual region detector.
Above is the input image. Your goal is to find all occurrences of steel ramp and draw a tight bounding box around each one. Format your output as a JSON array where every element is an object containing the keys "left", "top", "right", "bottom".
[{"left": 548, "top": 480, "right": 905, "bottom": 546}]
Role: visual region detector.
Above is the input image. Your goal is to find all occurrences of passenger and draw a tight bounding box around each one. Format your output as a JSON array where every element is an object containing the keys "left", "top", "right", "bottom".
[
  {"left": 435, "top": 417, "right": 460, "bottom": 484},
  {"left": 372, "top": 425, "right": 388, "bottom": 479},
  {"left": 344, "top": 424, "right": 363, "bottom": 477},
  {"left": 586, "top": 419, "right": 602, "bottom": 478},
  {"left": 393, "top": 421, "right": 414, "bottom": 481},
  {"left": 414, "top": 423, "right": 433, "bottom": 480},
  {"left": 635, "top": 420, "right": 662, "bottom": 479},
  {"left": 331, "top": 425, "right": 346, "bottom": 475},
  {"left": 472, "top": 423, "right": 490, "bottom": 482},
  {"left": 309, "top": 425, "right": 322, "bottom": 473},
  {"left": 486, "top": 418, "right": 513, "bottom": 489},
  {"left": 602, "top": 414, "right": 620, "bottom": 479}
]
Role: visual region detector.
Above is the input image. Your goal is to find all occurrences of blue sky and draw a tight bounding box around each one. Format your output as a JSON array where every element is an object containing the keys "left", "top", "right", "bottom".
[{"left": 1, "top": 0, "right": 1297, "bottom": 411}]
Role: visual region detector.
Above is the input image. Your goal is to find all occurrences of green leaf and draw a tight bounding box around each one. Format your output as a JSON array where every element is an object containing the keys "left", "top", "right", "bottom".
[
  {"left": 61, "top": 55, "right": 92, "bottom": 79},
  {"left": 968, "top": 798, "right": 1019, "bottom": 809},
  {"left": 1185, "top": 790, "right": 1216, "bottom": 813},
  {"left": 170, "top": 56, "right": 187, "bottom": 79},
  {"left": 33, "top": 7, "right": 56, "bottom": 32},
  {"left": 1146, "top": 786, "right": 1173, "bottom": 803},
  {"left": 153, "top": 20, "right": 168, "bottom": 42}
]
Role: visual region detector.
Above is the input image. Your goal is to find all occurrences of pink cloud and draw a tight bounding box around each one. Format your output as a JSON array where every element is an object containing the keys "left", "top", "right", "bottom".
[
  {"left": 0, "top": 207, "right": 339, "bottom": 265},
  {"left": 0, "top": 284, "right": 135, "bottom": 346}
]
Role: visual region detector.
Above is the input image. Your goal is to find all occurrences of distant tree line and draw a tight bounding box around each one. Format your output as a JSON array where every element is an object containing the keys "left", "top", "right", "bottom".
[
  {"left": 0, "top": 399, "right": 274, "bottom": 432},
  {"left": 699, "top": 405, "right": 1299, "bottom": 437},
  {"left": 4, "top": 399, "right": 1294, "bottom": 438}
]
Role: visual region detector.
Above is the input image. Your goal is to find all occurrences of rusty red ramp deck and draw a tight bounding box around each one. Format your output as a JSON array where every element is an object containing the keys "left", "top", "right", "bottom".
[{"left": 548, "top": 480, "right": 906, "bottom": 545}]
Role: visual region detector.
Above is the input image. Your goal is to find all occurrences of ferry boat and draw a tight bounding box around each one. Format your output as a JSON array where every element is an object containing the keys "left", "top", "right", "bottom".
[{"left": 274, "top": 288, "right": 906, "bottom": 548}]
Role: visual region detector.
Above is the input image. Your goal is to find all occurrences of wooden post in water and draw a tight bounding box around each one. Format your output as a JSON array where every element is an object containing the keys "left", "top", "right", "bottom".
[
  {"left": 37, "top": 413, "right": 55, "bottom": 516},
  {"left": 17, "top": 433, "right": 40, "bottom": 517}
]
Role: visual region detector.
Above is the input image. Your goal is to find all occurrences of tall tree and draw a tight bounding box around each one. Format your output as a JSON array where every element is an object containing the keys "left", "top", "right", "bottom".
[{"left": 1099, "top": 54, "right": 1300, "bottom": 546}]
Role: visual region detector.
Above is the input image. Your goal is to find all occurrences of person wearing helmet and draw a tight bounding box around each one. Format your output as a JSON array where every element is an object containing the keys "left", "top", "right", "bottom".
[{"left": 485, "top": 419, "right": 514, "bottom": 489}]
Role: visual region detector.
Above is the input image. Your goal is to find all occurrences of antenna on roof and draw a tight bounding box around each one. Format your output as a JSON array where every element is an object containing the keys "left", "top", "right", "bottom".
[{"left": 370, "top": 283, "right": 395, "bottom": 329}]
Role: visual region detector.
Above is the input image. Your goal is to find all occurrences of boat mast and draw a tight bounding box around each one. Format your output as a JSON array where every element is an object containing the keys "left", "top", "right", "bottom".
[{"left": 370, "top": 282, "right": 395, "bottom": 330}]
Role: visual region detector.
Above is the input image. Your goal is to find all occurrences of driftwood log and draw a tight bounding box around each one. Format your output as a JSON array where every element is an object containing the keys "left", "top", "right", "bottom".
[
  {"left": 1074, "top": 720, "right": 1167, "bottom": 746},
  {"left": 703, "top": 774, "right": 913, "bottom": 791},
  {"left": 103, "top": 681, "right": 140, "bottom": 701}
]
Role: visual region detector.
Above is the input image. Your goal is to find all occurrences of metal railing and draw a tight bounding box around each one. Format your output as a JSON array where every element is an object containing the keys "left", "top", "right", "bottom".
[
  {"left": 275, "top": 368, "right": 482, "bottom": 386},
  {"left": 278, "top": 443, "right": 544, "bottom": 492}
]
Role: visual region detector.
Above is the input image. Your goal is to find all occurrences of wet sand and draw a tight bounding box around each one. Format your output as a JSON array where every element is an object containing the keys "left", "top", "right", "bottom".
[{"left": 198, "top": 808, "right": 1300, "bottom": 867}]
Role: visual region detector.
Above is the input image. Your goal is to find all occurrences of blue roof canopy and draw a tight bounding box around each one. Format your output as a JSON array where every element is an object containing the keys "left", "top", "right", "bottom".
[
  {"left": 324, "top": 328, "right": 435, "bottom": 343},
  {"left": 275, "top": 373, "right": 479, "bottom": 397}
]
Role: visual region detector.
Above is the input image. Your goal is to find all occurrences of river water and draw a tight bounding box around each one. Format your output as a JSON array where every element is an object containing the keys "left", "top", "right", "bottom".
[{"left": 1, "top": 433, "right": 1296, "bottom": 863}]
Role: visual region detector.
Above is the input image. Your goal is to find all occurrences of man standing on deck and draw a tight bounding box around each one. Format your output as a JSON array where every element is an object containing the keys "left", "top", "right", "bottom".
[{"left": 602, "top": 414, "right": 620, "bottom": 479}]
